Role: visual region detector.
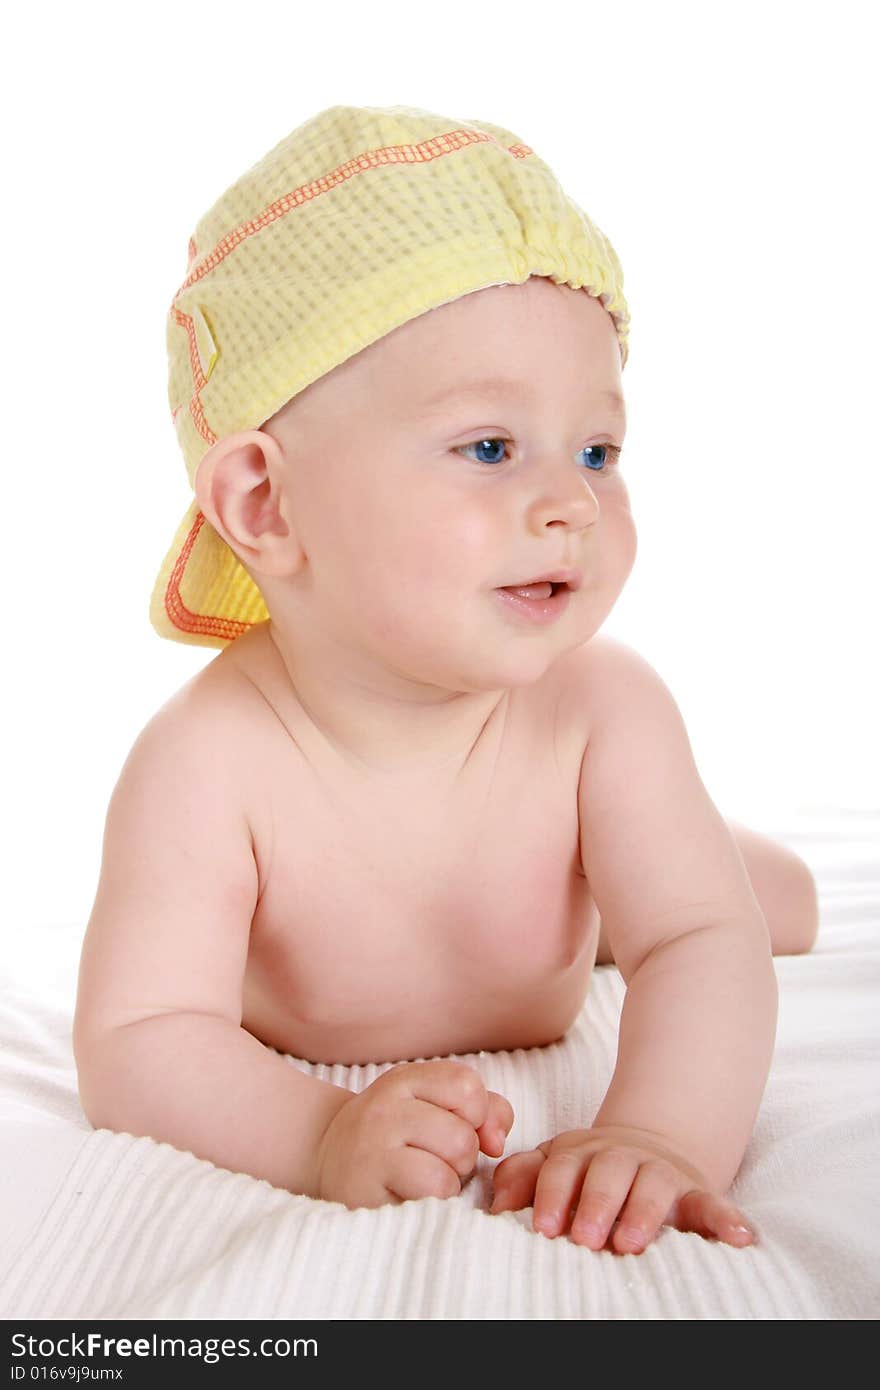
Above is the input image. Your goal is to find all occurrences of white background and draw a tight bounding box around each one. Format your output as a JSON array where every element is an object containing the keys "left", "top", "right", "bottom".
[{"left": 4, "top": 0, "right": 877, "bottom": 932}]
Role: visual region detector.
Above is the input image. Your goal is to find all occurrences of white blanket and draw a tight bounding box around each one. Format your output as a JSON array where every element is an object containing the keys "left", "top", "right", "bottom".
[{"left": 1, "top": 808, "right": 878, "bottom": 1320}]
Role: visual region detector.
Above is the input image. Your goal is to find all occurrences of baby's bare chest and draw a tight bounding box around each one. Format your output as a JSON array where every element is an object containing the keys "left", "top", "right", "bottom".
[
  {"left": 245, "top": 782, "right": 598, "bottom": 1062},
  {"left": 224, "top": 642, "right": 601, "bottom": 1065}
]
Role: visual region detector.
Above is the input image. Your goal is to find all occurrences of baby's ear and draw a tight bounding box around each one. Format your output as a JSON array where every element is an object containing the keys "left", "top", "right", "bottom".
[
  {"left": 194, "top": 430, "right": 282, "bottom": 512},
  {"left": 194, "top": 431, "right": 301, "bottom": 580}
]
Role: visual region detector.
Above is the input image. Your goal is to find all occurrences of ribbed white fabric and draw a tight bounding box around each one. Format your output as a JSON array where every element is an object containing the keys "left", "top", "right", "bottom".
[{"left": 1, "top": 808, "right": 878, "bottom": 1319}]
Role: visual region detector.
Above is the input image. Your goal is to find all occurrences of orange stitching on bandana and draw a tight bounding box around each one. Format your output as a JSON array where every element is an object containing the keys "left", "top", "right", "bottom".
[
  {"left": 174, "top": 128, "right": 534, "bottom": 298},
  {"left": 163, "top": 510, "right": 250, "bottom": 640},
  {"left": 171, "top": 306, "right": 218, "bottom": 445}
]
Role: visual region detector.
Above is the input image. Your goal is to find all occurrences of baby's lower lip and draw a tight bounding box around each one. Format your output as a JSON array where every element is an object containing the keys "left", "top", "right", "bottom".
[{"left": 493, "top": 584, "right": 572, "bottom": 625}]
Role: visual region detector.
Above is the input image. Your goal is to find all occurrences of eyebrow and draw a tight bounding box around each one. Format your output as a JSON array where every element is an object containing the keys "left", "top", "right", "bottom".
[{"left": 419, "top": 376, "right": 627, "bottom": 420}]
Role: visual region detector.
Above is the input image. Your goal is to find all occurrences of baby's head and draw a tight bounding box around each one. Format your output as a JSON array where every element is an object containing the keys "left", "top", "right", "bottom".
[{"left": 152, "top": 105, "right": 633, "bottom": 696}]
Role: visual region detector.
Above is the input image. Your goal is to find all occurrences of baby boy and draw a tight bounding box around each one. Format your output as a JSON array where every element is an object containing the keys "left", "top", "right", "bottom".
[{"left": 73, "top": 105, "right": 819, "bottom": 1255}]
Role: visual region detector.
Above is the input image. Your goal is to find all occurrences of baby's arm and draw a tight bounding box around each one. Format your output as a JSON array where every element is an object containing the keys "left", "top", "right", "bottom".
[
  {"left": 493, "top": 640, "right": 777, "bottom": 1247},
  {"left": 75, "top": 696, "right": 510, "bottom": 1204},
  {"left": 578, "top": 643, "right": 777, "bottom": 1191},
  {"left": 78, "top": 1010, "right": 352, "bottom": 1194},
  {"left": 589, "top": 924, "right": 776, "bottom": 1194},
  {"left": 73, "top": 693, "right": 353, "bottom": 1194}
]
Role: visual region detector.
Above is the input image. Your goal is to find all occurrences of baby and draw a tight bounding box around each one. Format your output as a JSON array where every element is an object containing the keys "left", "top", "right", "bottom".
[{"left": 73, "top": 105, "right": 819, "bottom": 1256}]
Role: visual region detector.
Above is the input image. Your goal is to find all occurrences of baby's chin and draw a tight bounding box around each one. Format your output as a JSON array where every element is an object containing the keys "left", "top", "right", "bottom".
[{"left": 407, "top": 637, "right": 590, "bottom": 696}]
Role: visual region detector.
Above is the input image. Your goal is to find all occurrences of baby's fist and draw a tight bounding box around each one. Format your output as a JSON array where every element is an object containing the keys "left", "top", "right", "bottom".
[{"left": 314, "top": 1060, "right": 513, "bottom": 1210}]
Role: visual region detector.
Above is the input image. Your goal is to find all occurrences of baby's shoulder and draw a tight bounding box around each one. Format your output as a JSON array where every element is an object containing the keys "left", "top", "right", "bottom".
[
  {"left": 562, "top": 631, "right": 639, "bottom": 680},
  {"left": 550, "top": 632, "right": 647, "bottom": 736},
  {"left": 141, "top": 628, "right": 274, "bottom": 793}
]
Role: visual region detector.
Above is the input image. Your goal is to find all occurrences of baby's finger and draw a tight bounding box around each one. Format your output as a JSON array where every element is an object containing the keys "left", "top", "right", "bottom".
[
  {"left": 609, "top": 1159, "right": 682, "bottom": 1253},
  {"left": 532, "top": 1151, "right": 591, "bottom": 1237},
  {"left": 477, "top": 1090, "right": 515, "bottom": 1157},
  {"left": 569, "top": 1148, "right": 641, "bottom": 1249},
  {"left": 383, "top": 1144, "right": 462, "bottom": 1203},
  {"left": 405, "top": 1100, "right": 480, "bottom": 1180},
  {"left": 397, "top": 1060, "right": 490, "bottom": 1132},
  {"left": 671, "top": 1189, "right": 757, "bottom": 1247},
  {"left": 489, "top": 1148, "right": 544, "bottom": 1214}
]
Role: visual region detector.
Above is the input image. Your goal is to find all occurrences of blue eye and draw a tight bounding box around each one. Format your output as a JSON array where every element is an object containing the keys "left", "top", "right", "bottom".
[
  {"left": 579, "top": 443, "right": 622, "bottom": 472},
  {"left": 459, "top": 438, "right": 508, "bottom": 466},
  {"left": 455, "top": 438, "right": 623, "bottom": 471}
]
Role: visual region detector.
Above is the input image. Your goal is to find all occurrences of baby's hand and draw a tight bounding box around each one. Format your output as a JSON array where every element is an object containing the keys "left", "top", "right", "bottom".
[
  {"left": 313, "top": 1060, "right": 514, "bottom": 1210},
  {"left": 489, "top": 1125, "right": 756, "bottom": 1254}
]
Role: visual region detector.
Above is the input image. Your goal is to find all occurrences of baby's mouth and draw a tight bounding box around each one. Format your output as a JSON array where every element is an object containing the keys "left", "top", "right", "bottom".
[
  {"left": 498, "top": 581, "right": 564, "bottom": 600},
  {"left": 493, "top": 577, "right": 574, "bottom": 623},
  {"left": 495, "top": 569, "right": 582, "bottom": 598}
]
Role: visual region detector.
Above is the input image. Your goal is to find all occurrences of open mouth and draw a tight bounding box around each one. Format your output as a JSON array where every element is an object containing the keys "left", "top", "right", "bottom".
[
  {"left": 496, "top": 568, "right": 582, "bottom": 598},
  {"left": 499, "top": 580, "right": 567, "bottom": 599},
  {"left": 494, "top": 580, "right": 573, "bottom": 623}
]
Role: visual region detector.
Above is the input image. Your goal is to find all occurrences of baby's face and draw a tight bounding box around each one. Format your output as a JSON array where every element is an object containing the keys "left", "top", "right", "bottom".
[{"left": 264, "top": 275, "right": 636, "bottom": 691}]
